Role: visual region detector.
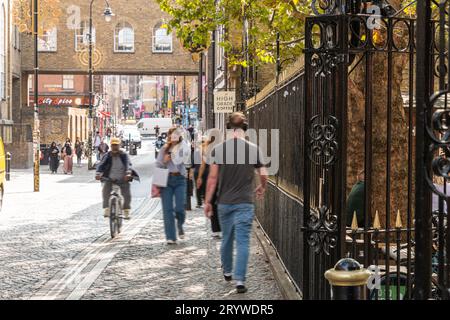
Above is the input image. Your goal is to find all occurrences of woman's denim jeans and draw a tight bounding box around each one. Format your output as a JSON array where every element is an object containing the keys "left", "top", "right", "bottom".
[
  {"left": 161, "top": 175, "right": 187, "bottom": 241},
  {"left": 218, "top": 203, "right": 254, "bottom": 282}
]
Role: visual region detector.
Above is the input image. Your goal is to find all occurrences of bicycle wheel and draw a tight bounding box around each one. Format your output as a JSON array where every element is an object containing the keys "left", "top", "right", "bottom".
[
  {"left": 110, "top": 199, "right": 118, "bottom": 238},
  {"left": 117, "top": 205, "right": 123, "bottom": 234}
]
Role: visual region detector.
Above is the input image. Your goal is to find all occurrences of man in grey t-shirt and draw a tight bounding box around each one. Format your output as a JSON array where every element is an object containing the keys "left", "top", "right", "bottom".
[{"left": 204, "top": 112, "right": 267, "bottom": 294}]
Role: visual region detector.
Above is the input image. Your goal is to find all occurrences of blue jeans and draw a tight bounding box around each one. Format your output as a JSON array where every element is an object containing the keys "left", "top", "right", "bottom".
[
  {"left": 218, "top": 203, "right": 254, "bottom": 282},
  {"left": 161, "top": 175, "right": 187, "bottom": 241}
]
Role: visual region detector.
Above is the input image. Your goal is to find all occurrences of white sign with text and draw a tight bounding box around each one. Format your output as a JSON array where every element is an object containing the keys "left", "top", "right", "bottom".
[{"left": 214, "top": 91, "right": 235, "bottom": 113}]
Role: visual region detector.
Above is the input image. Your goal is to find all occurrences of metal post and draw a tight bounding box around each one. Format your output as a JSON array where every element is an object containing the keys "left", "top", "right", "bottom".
[
  {"left": 276, "top": 32, "right": 281, "bottom": 84},
  {"left": 6, "top": 152, "right": 11, "bottom": 181},
  {"left": 198, "top": 53, "right": 203, "bottom": 128},
  {"left": 88, "top": 0, "right": 94, "bottom": 170},
  {"left": 415, "top": 0, "right": 433, "bottom": 300},
  {"left": 33, "top": 0, "right": 40, "bottom": 192},
  {"left": 324, "top": 258, "right": 371, "bottom": 300}
]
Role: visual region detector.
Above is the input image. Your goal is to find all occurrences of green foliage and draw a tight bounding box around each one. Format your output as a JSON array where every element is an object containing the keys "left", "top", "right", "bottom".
[{"left": 157, "top": 0, "right": 313, "bottom": 69}]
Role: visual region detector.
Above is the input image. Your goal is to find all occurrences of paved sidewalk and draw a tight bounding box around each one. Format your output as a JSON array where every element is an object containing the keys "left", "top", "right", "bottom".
[
  {"left": 81, "top": 205, "right": 283, "bottom": 300},
  {"left": 0, "top": 149, "right": 283, "bottom": 300}
]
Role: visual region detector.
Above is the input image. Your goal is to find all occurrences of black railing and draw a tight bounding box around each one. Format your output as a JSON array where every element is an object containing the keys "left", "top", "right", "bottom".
[
  {"left": 248, "top": 8, "right": 450, "bottom": 300},
  {"left": 246, "top": 73, "right": 306, "bottom": 296}
]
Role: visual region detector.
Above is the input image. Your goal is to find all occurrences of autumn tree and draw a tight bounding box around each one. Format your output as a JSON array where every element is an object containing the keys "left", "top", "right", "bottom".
[{"left": 157, "top": 0, "right": 312, "bottom": 69}]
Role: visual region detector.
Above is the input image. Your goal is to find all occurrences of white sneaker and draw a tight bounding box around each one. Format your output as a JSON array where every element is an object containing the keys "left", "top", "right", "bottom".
[
  {"left": 212, "top": 232, "right": 222, "bottom": 239},
  {"left": 166, "top": 240, "right": 177, "bottom": 245},
  {"left": 103, "top": 208, "right": 110, "bottom": 218}
]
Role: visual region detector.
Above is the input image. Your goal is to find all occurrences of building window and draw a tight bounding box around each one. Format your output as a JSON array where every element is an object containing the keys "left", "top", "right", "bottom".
[
  {"left": 12, "top": 25, "right": 20, "bottom": 50},
  {"left": 63, "top": 75, "right": 74, "bottom": 90},
  {"left": 152, "top": 26, "right": 172, "bottom": 53},
  {"left": 114, "top": 22, "right": 134, "bottom": 52},
  {"left": 75, "top": 21, "right": 95, "bottom": 51},
  {"left": 38, "top": 27, "right": 57, "bottom": 52},
  {"left": 0, "top": 4, "right": 5, "bottom": 100},
  {"left": 216, "top": 26, "right": 225, "bottom": 72}
]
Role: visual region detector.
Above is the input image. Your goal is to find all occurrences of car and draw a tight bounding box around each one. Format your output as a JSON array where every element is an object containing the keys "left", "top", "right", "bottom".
[
  {"left": 121, "top": 128, "right": 142, "bottom": 149},
  {"left": 0, "top": 137, "right": 5, "bottom": 211}
]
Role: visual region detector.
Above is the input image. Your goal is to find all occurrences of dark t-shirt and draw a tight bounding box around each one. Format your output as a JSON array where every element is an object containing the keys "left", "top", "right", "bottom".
[{"left": 209, "top": 138, "right": 264, "bottom": 205}]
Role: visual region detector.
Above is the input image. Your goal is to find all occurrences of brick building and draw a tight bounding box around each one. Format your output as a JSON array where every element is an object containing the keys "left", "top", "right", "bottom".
[
  {"left": 0, "top": 0, "right": 13, "bottom": 144},
  {"left": 20, "top": 0, "right": 198, "bottom": 75},
  {"left": 13, "top": 0, "right": 199, "bottom": 168},
  {"left": 27, "top": 74, "right": 96, "bottom": 145}
]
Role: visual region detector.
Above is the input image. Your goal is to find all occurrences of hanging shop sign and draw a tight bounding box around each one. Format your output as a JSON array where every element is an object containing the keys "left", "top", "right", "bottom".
[{"left": 214, "top": 91, "right": 235, "bottom": 113}]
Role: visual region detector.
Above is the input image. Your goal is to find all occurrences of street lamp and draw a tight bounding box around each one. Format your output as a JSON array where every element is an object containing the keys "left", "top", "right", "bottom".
[
  {"left": 33, "top": 0, "right": 39, "bottom": 192},
  {"left": 87, "top": 0, "right": 114, "bottom": 170}
]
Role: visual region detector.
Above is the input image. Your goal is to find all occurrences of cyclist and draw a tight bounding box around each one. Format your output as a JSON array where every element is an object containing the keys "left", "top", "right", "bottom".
[{"left": 95, "top": 137, "right": 133, "bottom": 220}]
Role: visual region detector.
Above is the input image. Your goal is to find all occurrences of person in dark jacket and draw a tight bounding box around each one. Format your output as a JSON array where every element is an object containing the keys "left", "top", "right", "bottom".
[
  {"left": 49, "top": 142, "right": 60, "bottom": 174},
  {"left": 95, "top": 137, "right": 133, "bottom": 219},
  {"left": 346, "top": 170, "right": 365, "bottom": 227},
  {"left": 75, "top": 138, "right": 83, "bottom": 167},
  {"left": 62, "top": 138, "right": 73, "bottom": 174},
  {"left": 98, "top": 139, "right": 110, "bottom": 160}
]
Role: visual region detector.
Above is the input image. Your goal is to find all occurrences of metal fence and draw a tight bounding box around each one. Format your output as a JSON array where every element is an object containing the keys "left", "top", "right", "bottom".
[
  {"left": 246, "top": 72, "right": 306, "bottom": 296},
  {"left": 247, "top": 4, "right": 450, "bottom": 300}
]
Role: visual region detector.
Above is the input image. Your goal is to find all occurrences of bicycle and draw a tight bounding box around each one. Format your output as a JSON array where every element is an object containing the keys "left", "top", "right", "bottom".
[{"left": 101, "top": 177, "right": 125, "bottom": 238}]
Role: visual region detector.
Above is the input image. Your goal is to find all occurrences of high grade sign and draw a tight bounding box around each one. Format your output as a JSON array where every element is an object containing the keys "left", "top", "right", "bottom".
[
  {"left": 29, "top": 96, "right": 90, "bottom": 107},
  {"left": 214, "top": 91, "right": 235, "bottom": 113}
]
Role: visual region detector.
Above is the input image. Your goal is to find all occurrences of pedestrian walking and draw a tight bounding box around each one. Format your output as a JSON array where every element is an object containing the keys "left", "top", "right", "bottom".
[
  {"left": 193, "top": 139, "right": 204, "bottom": 208},
  {"left": 49, "top": 142, "right": 60, "bottom": 174},
  {"left": 98, "top": 139, "right": 110, "bottom": 160},
  {"left": 75, "top": 138, "right": 83, "bottom": 167},
  {"left": 187, "top": 124, "right": 195, "bottom": 142},
  {"left": 61, "top": 138, "right": 74, "bottom": 175},
  {"left": 156, "top": 127, "right": 191, "bottom": 245},
  {"left": 196, "top": 133, "right": 222, "bottom": 238},
  {"left": 204, "top": 112, "right": 268, "bottom": 294},
  {"left": 94, "top": 131, "right": 102, "bottom": 160}
]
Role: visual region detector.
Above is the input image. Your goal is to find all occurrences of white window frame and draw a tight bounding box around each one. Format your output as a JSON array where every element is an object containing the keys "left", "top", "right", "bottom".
[
  {"left": 152, "top": 27, "right": 173, "bottom": 53},
  {"left": 75, "top": 21, "right": 96, "bottom": 52},
  {"left": 0, "top": 4, "right": 5, "bottom": 100},
  {"left": 114, "top": 22, "right": 135, "bottom": 53},
  {"left": 62, "top": 75, "right": 74, "bottom": 90},
  {"left": 38, "top": 27, "right": 58, "bottom": 52}
]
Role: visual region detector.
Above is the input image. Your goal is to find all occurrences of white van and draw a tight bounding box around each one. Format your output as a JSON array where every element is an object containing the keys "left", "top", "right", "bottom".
[{"left": 137, "top": 118, "right": 173, "bottom": 137}]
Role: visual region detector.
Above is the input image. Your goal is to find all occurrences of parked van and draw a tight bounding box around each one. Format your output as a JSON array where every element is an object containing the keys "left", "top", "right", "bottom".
[
  {"left": 0, "top": 138, "right": 5, "bottom": 211},
  {"left": 137, "top": 118, "right": 173, "bottom": 137}
]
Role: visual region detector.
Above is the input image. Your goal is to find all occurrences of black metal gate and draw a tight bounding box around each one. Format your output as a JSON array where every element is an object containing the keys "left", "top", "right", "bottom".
[
  {"left": 415, "top": 0, "right": 450, "bottom": 300},
  {"left": 302, "top": 1, "right": 450, "bottom": 300},
  {"left": 303, "top": 13, "right": 349, "bottom": 300}
]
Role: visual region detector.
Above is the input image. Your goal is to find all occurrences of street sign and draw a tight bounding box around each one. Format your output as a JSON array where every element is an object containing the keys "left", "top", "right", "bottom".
[{"left": 214, "top": 91, "right": 235, "bottom": 113}]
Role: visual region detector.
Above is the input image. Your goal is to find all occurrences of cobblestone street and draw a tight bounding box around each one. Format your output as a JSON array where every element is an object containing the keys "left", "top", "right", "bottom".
[
  {"left": 81, "top": 207, "right": 282, "bottom": 300},
  {"left": 0, "top": 141, "right": 282, "bottom": 300}
]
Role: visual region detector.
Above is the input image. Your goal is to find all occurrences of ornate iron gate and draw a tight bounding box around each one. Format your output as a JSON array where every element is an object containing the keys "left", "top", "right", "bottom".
[
  {"left": 302, "top": 1, "right": 445, "bottom": 300},
  {"left": 415, "top": 0, "right": 450, "bottom": 300},
  {"left": 303, "top": 13, "right": 349, "bottom": 300}
]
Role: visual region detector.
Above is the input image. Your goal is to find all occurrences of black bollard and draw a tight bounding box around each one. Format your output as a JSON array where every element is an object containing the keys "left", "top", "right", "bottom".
[
  {"left": 324, "top": 258, "right": 371, "bottom": 300},
  {"left": 6, "top": 152, "right": 11, "bottom": 181}
]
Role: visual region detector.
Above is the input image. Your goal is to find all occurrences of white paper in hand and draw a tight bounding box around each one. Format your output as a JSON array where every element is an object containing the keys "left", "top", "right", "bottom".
[{"left": 153, "top": 167, "right": 169, "bottom": 187}]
